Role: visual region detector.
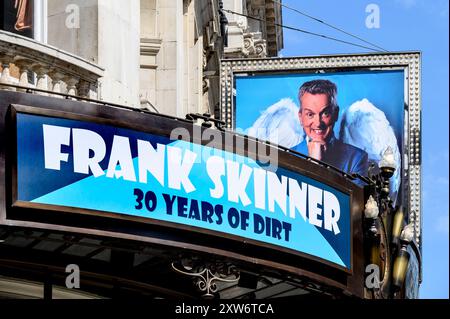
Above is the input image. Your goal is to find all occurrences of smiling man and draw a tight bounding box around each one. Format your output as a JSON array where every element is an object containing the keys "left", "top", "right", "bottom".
[{"left": 291, "top": 79, "right": 369, "bottom": 178}]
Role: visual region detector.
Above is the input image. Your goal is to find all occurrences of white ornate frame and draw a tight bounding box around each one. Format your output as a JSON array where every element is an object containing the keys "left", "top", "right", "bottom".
[{"left": 220, "top": 52, "right": 422, "bottom": 247}]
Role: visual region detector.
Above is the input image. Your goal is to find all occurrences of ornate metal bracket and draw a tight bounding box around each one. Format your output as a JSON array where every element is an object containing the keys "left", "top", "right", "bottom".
[
  {"left": 185, "top": 112, "right": 226, "bottom": 130},
  {"left": 171, "top": 257, "right": 240, "bottom": 299},
  {"left": 363, "top": 159, "right": 411, "bottom": 299}
]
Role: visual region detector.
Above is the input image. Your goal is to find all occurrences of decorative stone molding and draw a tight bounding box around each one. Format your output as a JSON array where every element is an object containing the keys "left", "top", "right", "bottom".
[
  {"left": 245, "top": 0, "right": 283, "bottom": 57},
  {"left": 14, "top": 58, "right": 34, "bottom": 90},
  {"left": 202, "top": 77, "right": 209, "bottom": 94},
  {"left": 222, "top": 0, "right": 280, "bottom": 59},
  {"left": 0, "top": 56, "right": 15, "bottom": 91},
  {"left": 264, "top": 0, "right": 283, "bottom": 56},
  {"left": 76, "top": 80, "right": 92, "bottom": 99},
  {"left": 0, "top": 30, "right": 104, "bottom": 97},
  {"left": 48, "top": 71, "right": 65, "bottom": 94},
  {"left": 140, "top": 38, "right": 162, "bottom": 55},
  {"left": 140, "top": 37, "right": 162, "bottom": 69},
  {"left": 246, "top": 0, "right": 266, "bottom": 31},
  {"left": 64, "top": 76, "right": 79, "bottom": 96},
  {"left": 205, "top": 20, "right": 219, "bottom": 52},
  {"left": 243, "top": 32, "right": 267, "bottom": 58}
]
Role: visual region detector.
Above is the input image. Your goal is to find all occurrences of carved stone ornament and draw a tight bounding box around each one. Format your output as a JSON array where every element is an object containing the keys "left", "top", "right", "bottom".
[{"left": 242, "top": 32, "right": 266, "bottom": 58}]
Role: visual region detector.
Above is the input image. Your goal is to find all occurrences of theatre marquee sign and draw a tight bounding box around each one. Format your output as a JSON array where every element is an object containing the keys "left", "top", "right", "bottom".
[{"left": 12, "top": 107, "right": 351, "bottom": 270}]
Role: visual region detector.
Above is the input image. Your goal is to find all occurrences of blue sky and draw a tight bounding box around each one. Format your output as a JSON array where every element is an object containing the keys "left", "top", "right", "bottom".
[{"left": 279, "top": 0, "right": 449, "bottom": 298}]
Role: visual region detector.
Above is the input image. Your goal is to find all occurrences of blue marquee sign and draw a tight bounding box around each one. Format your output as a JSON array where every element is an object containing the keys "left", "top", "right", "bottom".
[{"left": 15, "top": 113, "right": 351, "bottom": 269}]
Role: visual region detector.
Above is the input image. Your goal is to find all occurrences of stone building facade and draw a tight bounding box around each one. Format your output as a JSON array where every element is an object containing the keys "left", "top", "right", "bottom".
[
  {"left": 0, "top": 1, "right": 284, "bottom": 299},
  {"left": 1, "top": 0, "right": 283, "bottom": 119}
]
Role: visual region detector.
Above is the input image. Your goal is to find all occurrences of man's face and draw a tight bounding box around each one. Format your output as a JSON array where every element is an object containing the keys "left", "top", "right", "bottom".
[{"left": 298, "top": 92, "right": 337, "bottom": 143}]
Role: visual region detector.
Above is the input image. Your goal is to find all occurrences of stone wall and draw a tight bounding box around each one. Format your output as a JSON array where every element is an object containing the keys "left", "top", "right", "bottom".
[
  {"left": 47, "top": 0, "right": 98, "bottom": 63},
  {"left": 47, "top": 0, "right": 140, "bottom": 107},
  {"left": 97, "top": 0, "right": 141, "bottom": 107},
  {"left": 40, "top": 0, "right": 282, "bottom": 116}
]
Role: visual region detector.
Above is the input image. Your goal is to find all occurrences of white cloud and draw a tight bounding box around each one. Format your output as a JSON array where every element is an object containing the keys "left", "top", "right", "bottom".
[
  {"left": 284, "top": 34, "right": 306, "bottom": 47},
  {"left": 395, "top": 0, "right": 418, "bottom": 9},
  {"left": 425, "top": 149, "right": 449, "bottom": 166},
  {"left": 436, "top": 177, "right": 449, "bottom": 186},
  {"left": 435, "top": 215, "right": 449, "bottom": 235},
  {"left": 395, "top": 0, "right": 449, "bottom": 18}
]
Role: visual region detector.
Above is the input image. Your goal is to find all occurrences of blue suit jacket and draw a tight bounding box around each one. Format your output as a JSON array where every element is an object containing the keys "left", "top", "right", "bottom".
[{"left": 291, "top": 137, "right": 369, "bottom": 179}]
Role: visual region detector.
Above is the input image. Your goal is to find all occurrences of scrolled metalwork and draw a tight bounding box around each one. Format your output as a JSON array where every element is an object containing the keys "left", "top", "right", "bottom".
[{"left": 171, "top": 257, "right": 240, "bottom": 299}]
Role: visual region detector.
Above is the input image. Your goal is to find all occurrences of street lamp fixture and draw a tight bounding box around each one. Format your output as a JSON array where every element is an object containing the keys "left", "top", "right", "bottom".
[
  {"left": 364, "top": 195, "right": 379, "bottom": 236},
  {"left": 392, "top": 223, "right": 414, "bottom": 291},
  {"left": 357, "top": 145, "right": 416, "bottom": 298},
  {"left": 400, "top": 223, "right": 415, "bottom": 243},
  {"left": 379, "top": 146, "right": 397, "bottom": 197},
  {"left": 379, "top": 146, "right": 396, "bottom": 178},
  {"left": 364, "top": 195, "right": 382, "bottom": 269},
  {"left": 391, "top": 206, "right": 405, "bottom": 247}
]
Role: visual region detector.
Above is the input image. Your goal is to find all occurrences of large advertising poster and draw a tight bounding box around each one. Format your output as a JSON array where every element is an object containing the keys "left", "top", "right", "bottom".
[
  {"left": 221, "top": 52, "right": 422, "bottom": 248},
  {"left": 235, "top": 69, "right": 404, "bottom": 203},
  {"left": 14, "top": 111, "right": 352, "bottom": 270}
]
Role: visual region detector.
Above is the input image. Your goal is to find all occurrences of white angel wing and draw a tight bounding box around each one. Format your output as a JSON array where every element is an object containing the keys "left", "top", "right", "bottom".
[
  {"left": 246, "top": 98, "right": 305, "bottom": 148},
  {"left": 339, "top": 98, "right": 401, "bottom": 197}
]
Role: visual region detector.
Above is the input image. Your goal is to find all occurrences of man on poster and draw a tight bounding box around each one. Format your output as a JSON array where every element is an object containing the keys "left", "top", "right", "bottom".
[{"left": 291, "top": 79, "right": 369, "bottom": 177}]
